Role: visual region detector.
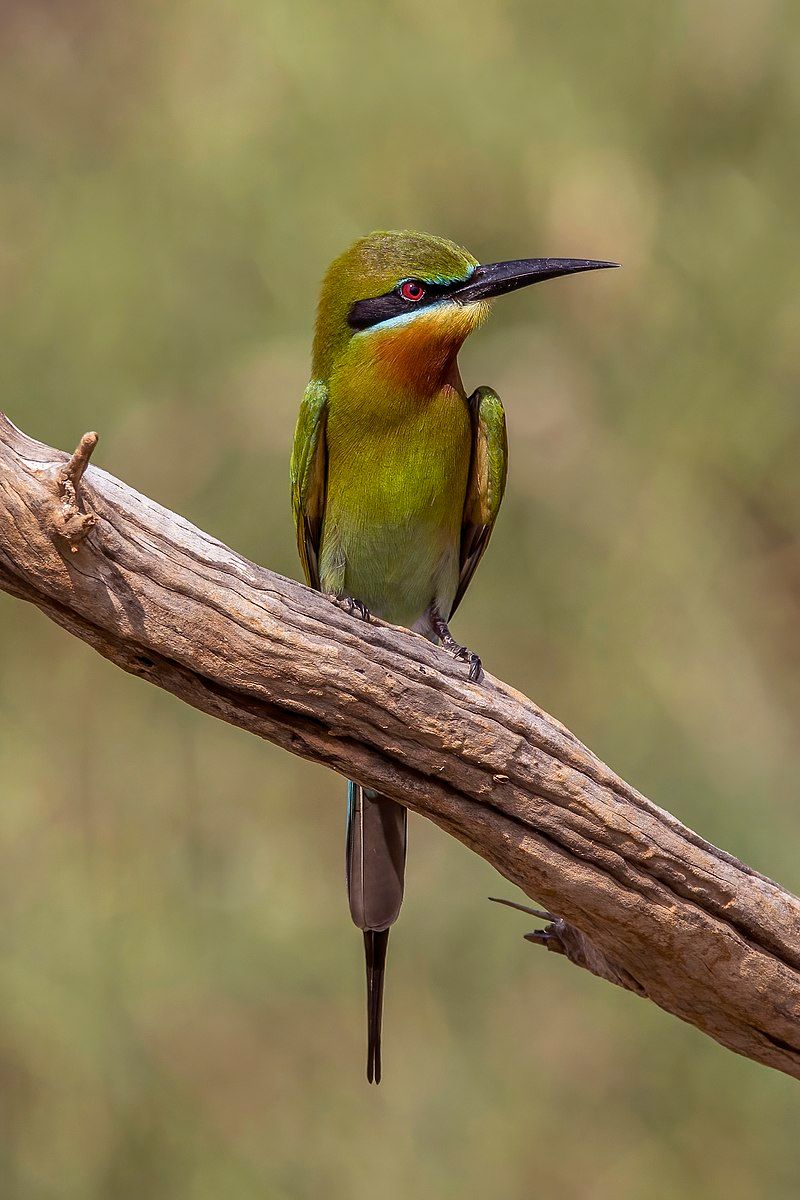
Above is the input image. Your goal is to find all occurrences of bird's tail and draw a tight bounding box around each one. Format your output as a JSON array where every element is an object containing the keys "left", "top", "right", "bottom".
[
  {"left": 346, "top": 782, "right": 407, "bottom": 1084},
  {"left": 363, "top": 929, "right": 389, "bottom": 1084}
]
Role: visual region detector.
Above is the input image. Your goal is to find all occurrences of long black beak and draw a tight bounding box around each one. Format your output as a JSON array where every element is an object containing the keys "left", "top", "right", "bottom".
[{"left": 452, "top": 258, "right": 619, "bottom": 304}]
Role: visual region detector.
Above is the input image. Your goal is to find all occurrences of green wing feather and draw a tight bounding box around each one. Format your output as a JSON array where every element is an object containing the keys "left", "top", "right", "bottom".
[
  {"left": 290, "top": 379, "right": 328, "bottom": 590},
  {"left": 451, "top": 386, "right": 508, "bottom": 617}
]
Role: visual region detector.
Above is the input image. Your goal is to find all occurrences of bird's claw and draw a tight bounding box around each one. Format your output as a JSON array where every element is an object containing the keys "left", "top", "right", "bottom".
[
  {"left": 427, "top": 606, "right": 483, "bottom": 684},
  {"left": 450, "top": 643, "right": 482, "bottom": 682},
  {"left": 327, "top": 593, "right": 371, "bottom": 622}
]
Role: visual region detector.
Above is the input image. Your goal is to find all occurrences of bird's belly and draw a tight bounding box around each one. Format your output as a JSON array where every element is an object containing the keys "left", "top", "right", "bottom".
[
  {"left": 321, "top": 406, "right": 470, "bottom": 627},
  {"left": 331, "top": 512, "right": 460, "bottom": 628}
]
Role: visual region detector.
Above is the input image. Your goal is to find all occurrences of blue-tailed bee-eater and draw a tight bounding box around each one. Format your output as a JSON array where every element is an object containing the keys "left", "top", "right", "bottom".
[{"left": 291, "top": 230, "right": 616, "bottom": 1081}]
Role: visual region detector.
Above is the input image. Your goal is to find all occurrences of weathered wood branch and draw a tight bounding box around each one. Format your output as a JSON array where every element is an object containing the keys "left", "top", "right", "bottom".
[{"left": 1, "top": 413, "right": 799, "bottom": 1080}]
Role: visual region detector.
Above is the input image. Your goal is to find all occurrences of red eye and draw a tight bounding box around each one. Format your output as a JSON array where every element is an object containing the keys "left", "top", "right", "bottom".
[{"left": 400, "top": 280, "right": 426, "bottom": 302}]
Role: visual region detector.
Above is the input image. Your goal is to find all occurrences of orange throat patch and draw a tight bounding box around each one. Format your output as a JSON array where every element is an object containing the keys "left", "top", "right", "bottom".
[{"left": 368, "top": 301, "right": 489, "bottom": 392}]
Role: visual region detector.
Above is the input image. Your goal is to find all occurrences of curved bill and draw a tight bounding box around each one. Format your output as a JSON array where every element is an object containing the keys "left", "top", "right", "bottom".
[{"left": 452, "top": 258, "right": 619, "bottom": 304}]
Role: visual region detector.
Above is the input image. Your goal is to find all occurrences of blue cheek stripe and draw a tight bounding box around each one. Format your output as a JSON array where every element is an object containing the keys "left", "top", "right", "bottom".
[{"left": 353, "top": 302, "right": 452, "bottom": 334}]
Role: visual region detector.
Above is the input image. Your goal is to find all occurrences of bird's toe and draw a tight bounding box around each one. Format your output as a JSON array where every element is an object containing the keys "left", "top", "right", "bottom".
[{"left": 328, "top": 594, "right": 372, "bottom": 623}]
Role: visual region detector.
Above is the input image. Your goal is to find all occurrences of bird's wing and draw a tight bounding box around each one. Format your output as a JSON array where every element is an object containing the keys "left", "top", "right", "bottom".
[
  {"left": 451, "top": 385, "right": 508, "bottom": 617},
  {"left": 290, "top": 379, "right": 328, "bottom": 590}
]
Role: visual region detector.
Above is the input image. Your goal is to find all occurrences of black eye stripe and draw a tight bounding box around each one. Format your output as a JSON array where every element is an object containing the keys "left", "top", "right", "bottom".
[{"left": 347, "top": 278, "right": 461, "bottom": 331}]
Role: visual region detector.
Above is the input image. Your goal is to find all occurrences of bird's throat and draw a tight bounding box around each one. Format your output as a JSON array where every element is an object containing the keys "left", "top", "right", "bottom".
[{"left": 359, "top": 302, "right": 487, "bottom": 395}]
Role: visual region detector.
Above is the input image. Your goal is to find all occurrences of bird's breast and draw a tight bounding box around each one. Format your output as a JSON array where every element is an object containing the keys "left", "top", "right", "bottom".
[
  {"left": 321, "top": 382, "right": 472, "bottom": 623},
  {"left": 326, "top": 382, "right": 470, "bottom": 523}
]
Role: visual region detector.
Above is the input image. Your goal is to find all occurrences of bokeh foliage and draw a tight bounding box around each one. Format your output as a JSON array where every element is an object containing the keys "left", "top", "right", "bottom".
[{"left": 1, "top": 2, "right": 799, "bottom": 1196}]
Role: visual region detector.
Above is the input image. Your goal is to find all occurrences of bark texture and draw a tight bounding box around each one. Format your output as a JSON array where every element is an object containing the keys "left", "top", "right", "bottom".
[{"left": 1, "top": 413, "right": 799, "bottom": 1080}]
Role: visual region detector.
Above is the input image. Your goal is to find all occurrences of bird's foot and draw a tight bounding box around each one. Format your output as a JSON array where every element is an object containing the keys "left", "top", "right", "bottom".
[
  {"left": 455, "top": 644, "right": 482, "bottom": 684},
  {"left": 326, "top": 593, "right": 371, "bottom": 622},
  {"left": 428, "top": 607, "right": 482, "bottom": 682}
]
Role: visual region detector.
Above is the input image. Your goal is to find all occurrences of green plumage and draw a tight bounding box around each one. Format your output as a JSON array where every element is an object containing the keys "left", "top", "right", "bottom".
[
  {"left": 290, "top": 230, "right": 507, "bottom": 1084},
  {"left": 292, "top": 232, "right": 507, "bottom": 630},
  {"left": 290, "top": 229, "right": 612, "bottom": 1081}
]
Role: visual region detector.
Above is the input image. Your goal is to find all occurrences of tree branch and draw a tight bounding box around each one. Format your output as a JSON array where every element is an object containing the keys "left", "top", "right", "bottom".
[{"left": 1, "top": 413, "right": 799, "bottom": 1080}]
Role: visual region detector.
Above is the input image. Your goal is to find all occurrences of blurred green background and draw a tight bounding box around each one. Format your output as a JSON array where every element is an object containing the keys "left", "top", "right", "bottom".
[{"left": 1, "top": 1, "right": 799, "bottom": 1196}]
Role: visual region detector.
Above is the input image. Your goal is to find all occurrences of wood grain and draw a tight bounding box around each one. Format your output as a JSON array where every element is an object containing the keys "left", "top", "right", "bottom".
[{"left": 1, "top": 413, "right": 798, "bottom": 1080}]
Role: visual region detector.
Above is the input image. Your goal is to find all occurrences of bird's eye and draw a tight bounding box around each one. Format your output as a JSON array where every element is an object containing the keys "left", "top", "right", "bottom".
[{"left": 399, "top": 280, "right": 426, "bottom": 302}]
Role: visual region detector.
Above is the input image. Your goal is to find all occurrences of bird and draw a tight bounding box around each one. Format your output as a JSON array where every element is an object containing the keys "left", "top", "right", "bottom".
[{"left": 290, "top": 230, "right": 616, "bottom": 1082}]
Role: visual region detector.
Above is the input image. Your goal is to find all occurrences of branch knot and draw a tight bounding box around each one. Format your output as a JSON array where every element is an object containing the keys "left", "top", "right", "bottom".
[{"left": 49, "top": 431, "right": 98, "bottom": 551}]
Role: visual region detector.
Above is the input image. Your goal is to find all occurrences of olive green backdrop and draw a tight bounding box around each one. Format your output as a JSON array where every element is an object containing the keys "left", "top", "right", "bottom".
[{"left": 1, "top": 2, "right": 799, "bottom": 1197}]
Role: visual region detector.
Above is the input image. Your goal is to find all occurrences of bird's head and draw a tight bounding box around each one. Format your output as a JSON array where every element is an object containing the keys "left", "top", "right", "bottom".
[{"left": 312, "top": 230, "right": 616, "bottom": 391}]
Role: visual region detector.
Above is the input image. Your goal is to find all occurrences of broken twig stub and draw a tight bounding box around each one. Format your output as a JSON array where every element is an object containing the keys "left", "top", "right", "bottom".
[{"left": 48, "top": 430, "right": 99, "bottom": 551}]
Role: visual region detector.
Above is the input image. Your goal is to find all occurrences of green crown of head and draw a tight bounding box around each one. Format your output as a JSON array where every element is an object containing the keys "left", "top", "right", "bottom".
[{"left": 312, "top": 230, "right": 478, "bottom": 378}]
